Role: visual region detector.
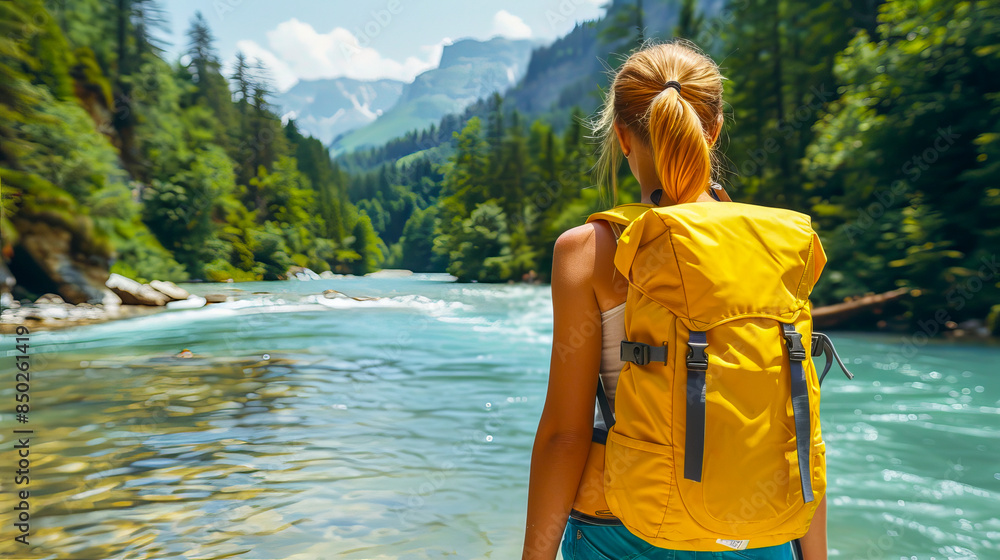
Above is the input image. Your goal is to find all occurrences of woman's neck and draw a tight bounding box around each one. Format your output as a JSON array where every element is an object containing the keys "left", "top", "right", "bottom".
[{"left": 640, "top": 188, "right": 718, "bottom": 205}]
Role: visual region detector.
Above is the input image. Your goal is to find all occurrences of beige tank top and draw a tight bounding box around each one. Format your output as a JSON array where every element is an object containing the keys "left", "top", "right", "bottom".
[{"left": 595, "top": 301, "right": 625, "bottom": 428}]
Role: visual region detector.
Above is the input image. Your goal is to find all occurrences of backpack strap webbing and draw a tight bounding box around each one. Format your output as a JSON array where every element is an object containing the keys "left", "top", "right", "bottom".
[
  {"left": 782, "top": 323, "right": 815, "bottom": 504},
  {"left": 596, "top": 375, "right": 615, "bottom": 431},
  {"left": 591, "top": 375, "right": 616, "bottom": 445},
  {"left": 684, "top": 330, "right": 709, "bottom": 482}
]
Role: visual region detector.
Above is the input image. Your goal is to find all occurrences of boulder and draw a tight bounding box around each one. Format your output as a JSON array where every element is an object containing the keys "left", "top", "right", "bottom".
[
  {"left": 166, "top": 295, "right": 207, "bottom": 310},
  {"left": 102, "top": 288, "right": 122, "bottom": 307},
  {"left": 11, "top": 220, "right": 110, "bottom": 304},
  {"left": 106, "top": 273, "right": 168, "bottom": 306},
  {"left": 149, "top": 280, "right": 190, "bottom": 301},
  {"left": 204, "top": 293, "right": 229, "bottom": 304},
  {"left": 35, "top": 293, "right": 66, "bottom": 304}
]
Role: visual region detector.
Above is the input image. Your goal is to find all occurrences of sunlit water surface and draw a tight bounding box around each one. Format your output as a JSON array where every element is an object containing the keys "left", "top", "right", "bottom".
[{"left": 0, "top": 275, "right": 997, "bottom": 559}]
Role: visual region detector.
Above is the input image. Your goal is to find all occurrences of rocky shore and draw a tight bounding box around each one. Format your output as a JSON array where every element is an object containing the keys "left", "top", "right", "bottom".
[
  {"left": 0, "top": 273, "right": 208, "bottom": 334},
  {"left": 0, "top": 266, "right": 359, "bottom": 333}
]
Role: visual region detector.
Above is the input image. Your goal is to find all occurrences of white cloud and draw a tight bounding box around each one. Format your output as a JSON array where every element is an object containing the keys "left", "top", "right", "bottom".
[
  {"left": 492, "top": 10, "right": 532, "bottom": 40},
  {"left": 232, "top": 18, "right": 447, "bottom": 93},
  {"left": 235, "top": 39, "right": 299, "bottom": 92}
]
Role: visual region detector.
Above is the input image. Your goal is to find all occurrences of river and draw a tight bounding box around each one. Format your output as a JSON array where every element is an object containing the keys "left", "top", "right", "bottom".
[{"left": 0, "top": 274, "right": 996, "bottom": 559}]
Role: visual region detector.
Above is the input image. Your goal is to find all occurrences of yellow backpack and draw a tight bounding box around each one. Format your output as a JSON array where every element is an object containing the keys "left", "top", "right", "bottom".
[{"left": 585, "top": 201, "right": 853, "bottom": 551}]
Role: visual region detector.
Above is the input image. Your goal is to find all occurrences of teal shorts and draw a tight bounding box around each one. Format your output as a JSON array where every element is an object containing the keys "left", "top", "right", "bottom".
[{"left": 561, "top": 517, "right": 795, "bottom": 560}]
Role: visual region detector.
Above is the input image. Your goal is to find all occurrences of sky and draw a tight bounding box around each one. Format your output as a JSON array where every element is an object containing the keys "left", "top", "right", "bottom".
[{"left": 158, "top": 0, "right": 608, "bottom": 93}]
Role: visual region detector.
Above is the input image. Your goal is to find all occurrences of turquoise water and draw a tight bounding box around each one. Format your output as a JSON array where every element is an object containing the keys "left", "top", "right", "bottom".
[{"left": 0, "top": 274, "right": 997, "bottom": 559}]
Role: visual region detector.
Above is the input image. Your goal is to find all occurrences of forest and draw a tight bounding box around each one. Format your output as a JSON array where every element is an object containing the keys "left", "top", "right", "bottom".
[{"left": 1, "top": 0, "right": 998, "bottom": 333}]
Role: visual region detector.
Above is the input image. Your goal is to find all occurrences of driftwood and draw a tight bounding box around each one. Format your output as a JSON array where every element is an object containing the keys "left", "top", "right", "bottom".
[{"left": 813, "top": 287, "right": 911, "bottom": 329}]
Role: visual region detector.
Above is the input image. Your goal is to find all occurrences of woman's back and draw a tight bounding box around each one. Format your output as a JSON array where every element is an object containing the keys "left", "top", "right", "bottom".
[{"left": 522, "top": 39, "right": 827, "bottom": 560}]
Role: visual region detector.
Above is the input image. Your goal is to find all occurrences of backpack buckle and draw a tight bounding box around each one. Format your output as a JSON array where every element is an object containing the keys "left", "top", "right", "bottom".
[
  {"left": 621, "top": 341, "right": 667, "bottom": 365},
  {"left": 621, "top": 341, "right": 650, "bottom": 365},
  {"left": 686, "top": 340, "right": 709, "bottom": 371},
  {"left": 811, "top": 333, "right": 825, "bottom": 357},
  {"left": 782, "top": 324, "right": 806, "bottom": 361}
]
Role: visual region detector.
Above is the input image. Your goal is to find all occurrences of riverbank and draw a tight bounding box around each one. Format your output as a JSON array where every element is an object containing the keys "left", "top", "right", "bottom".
[
  {"left": 3, "top": 268, "right": 996, "bottom": 341},
  {"left": 0, "top": 268, "right": 424, "bottom": 333}
]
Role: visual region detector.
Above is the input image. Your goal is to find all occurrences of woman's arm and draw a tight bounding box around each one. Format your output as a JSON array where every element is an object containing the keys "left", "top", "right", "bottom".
[
  {"left": 522, "top": 226, "right": 605, "bottom": 560},
  {"left": 798, "top": 494, "right": 828, "bottom": 560}
]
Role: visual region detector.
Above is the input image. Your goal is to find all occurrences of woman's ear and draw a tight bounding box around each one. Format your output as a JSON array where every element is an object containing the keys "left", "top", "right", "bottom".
[{"left": 612, "top": 119, "right": 632, "bottom": 157}]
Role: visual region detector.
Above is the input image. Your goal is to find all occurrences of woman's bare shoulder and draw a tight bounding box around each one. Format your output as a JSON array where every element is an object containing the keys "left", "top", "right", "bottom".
[
  {"left": 554, "top": 221, "right": 617, "bottom": 255},
  {"left": 552, "top": 221, "right": 617, "bottom": 285}
]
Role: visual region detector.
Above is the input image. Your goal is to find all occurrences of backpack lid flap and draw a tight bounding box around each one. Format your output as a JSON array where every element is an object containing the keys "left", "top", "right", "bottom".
[
  {"left": 615, "top": 202, "right": 822, "bottom": 329},
  {"left": 587, "top": 203, "right": 654, "bottom": 227}
]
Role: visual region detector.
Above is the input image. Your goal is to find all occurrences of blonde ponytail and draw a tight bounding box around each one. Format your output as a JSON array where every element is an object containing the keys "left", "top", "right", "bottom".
[
  {"left": 590, "top": 40, "right": 724, "bottom": 206},
  {"left": 647, "top": 87, "right": 712, "bottom": 204}
]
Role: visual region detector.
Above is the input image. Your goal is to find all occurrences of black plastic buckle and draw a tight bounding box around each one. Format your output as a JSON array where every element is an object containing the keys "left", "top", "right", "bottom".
[
  {"left": 783, "top": 326, "right": 806, "bottom": 361},
  {"left": 686, "top": 341, "right": 709, "bottom": 371},
  {"left": 621, "top": 341, "right": 650, "bottom": 365}
]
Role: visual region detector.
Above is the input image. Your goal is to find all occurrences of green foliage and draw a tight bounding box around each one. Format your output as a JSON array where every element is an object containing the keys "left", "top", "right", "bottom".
[
  {"left": 14, "top": 84, "right": 130, "bottom": 202},
  {"left": 447, "top": 202, "right": 513, "bottom": 283},
  {"left": 251, "top": 221, "right": 294, "bottom": 280},
  {"left": 806, "top": 0, "right": 1000, "bottom": 324},
  {"left": 203, "top": 258, "right": 261, "bottom": 283},
  {"left": 127, "top": 53, "right": 190, "bottom": 180},
  {"left": 1, "top": 0, "right": 376, "bottom": 295},
  {"left": 600, "top": 0, "right": 645, "bottom": 49},
  {"left": 719, "top": 0, "right": 872, "bottom": 206},
  {"left": 349, "top": 213, "right": 383, "bottom": 275},
  {"left": 400, "top": 205, "right": 445, "bottom": 273},
  {"left": 141, "top": 146, "right": 236, "bottom": 278}
]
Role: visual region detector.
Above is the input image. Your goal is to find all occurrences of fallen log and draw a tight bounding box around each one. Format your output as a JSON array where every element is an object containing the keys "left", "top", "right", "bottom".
[{"left": 813, "top": 287, "right": 912, "bottom": 329}]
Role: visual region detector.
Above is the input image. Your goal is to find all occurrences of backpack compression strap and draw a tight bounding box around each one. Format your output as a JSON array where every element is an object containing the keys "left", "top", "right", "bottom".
[
  {"left": 595, "top": 375, "right": 615, "bottom": 439},
  {"left": 684, "top": 331, "right": 709, "bottom": 482},
  {"left": 782, "top": 323, "right": 815, "bottom": 504}
]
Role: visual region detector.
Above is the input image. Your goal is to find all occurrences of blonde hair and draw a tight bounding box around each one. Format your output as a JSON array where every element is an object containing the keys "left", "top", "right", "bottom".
[{"left": 591, "top": 39, "right": 724, "bottom": 206}]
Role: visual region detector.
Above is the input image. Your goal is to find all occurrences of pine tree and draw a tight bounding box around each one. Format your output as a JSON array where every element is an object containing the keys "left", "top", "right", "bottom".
[
  {"left": 231, "top": 51, "right": 252, "bottom": 107},
  {"left": 676, "top": 0, "right": 703, "bottom": 39}
]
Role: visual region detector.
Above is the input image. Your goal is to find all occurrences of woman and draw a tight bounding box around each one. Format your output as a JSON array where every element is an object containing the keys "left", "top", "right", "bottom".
[{"left": 521, "top": 40, "right": 828, "bottom": 560}]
